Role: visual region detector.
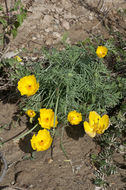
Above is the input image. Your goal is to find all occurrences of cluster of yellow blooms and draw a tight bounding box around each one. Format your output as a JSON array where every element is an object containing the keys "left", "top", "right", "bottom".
[
  {"left": 17, "top": 46, "right": 109, "bottom": 152},
  {"left": 25, "top": 108, "right": 109, "bottom": 151},
  {"left": 26, "top": 108, "right": 58, "bottom": 151}
]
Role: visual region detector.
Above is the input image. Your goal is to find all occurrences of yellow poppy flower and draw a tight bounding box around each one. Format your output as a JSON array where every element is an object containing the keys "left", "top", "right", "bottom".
[
  {"left": 96, "top": 46, "right": 108, "bottom": 58},
  {"left": 26, "top": 109, "right": 36, "bottom": 118},
  {"left": 38, "top": 108, "right": 58, "bottom": 129},
  {"left": 83, "top": 111, "right": 109, "bottom": 137},
  {"left": 15, "top": 56, "right": 22, "bottom": 62},
  {"left": 67, "top": 110, "right": 82, "bottom": 125},
  {"left": 17, "top": 75, "right": 39, "bottom": 96},
  {"left": 30, "top": 129, "right": 52, "bottom": 151}
]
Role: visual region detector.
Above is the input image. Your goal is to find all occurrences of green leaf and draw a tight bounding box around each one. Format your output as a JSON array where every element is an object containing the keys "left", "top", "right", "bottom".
[
  {"left": 0, "top": 18, "right": 7, "bottom": 27},
  {"left": 14, "top": 0, "right": 21, "bottom": 10},
  {"left": 0, "top": 4, "right": 3, "bottom": 11},
  {"left": 91, "top": 154, "right": 97, "bottom": 160},
  {"left": 14, "top": 21, "right": 20, "bottom": 28},
  {"left": 11, "top": 28, "right": 17, "bottom": 38},
  {"left": 17, "top": 14, "right": 24, "bottom": 25}
]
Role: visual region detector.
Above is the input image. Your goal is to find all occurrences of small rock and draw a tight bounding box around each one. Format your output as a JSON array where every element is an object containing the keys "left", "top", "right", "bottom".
[
  {"left": 51, "top": 0, "right": 57, "bottom": 3},
  {"left": 29, "top": 184, "right": 34, "bottom": 188},
  {"left": 61, "top": 0, "right": 72, "bottom": 9},
  {"left": 62, "top": 21, "right": 70, "bottom": 30},
  {"left": 53, "top": 25, "right": 59, "bottom": 30},
  {"left": 43, "top": 15, "right": 54, "bottom": 25},
  {"left": 52, "top": 32, "right": 61, "bottom": 39},
  {"left": 36, "top": 34, "right": 41, "bottom": 38},
  {"left": 45, "top": 27, "right": 53, "bottom": 32},
  {"left": 55, "top": 19, "right": 60, "bottom": 24},
  {"left": 32, "top": 36, "right": 37, "bottom": 40},
  {"left": 53, "top": 14, "right": 59, "bottom": 19},
  {"left": 21, "top": 44, "right": 25, "bottom": 49},
  {"left": 2, "top": 50, "right": 19, "bottom": 59},
  {"left": 55, "top": 7, "right": 63, "bottom": 14},
  {"left": 89, "top": 13, "right": 94, "bottom": 21},
  {"left": 95, "top": 186, "right": 102, "bottom": 190},
  {"left": 2, "top": 188, "right": 20, "bottom": 190},
  {"left": 48, "top": 158, "right": 53, "bottom": 164},
  {"left": 63, "top": 12, "right": 76, "bottom": 19},
  {"left": 118, "top": 145, "right": 126, "bottom": 153},
  {"left": 45, "top": 38, "right": 53, "bottom": 46}
]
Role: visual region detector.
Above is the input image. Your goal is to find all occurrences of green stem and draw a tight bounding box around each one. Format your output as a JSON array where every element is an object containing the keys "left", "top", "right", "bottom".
[
  {"left": 13, "top": 123, "right": 38, "bottom": 141},
  {"left": 53, "top": 88, "right": 60, "bottom": 128},
  {"left": 65, "top": 85, "right": 69, "bottom": 116},
  {"left": 46, "top": 89, "right": 56, "bottom": 109},
  {"left": 52, "top": 88, "right": 60, "bottom": 137},
  {"left": 60, "top": 126, "right": 69, "bottom": 160},
  {"left": 51, "top": 88, "right": 60, "bottom": 159}
]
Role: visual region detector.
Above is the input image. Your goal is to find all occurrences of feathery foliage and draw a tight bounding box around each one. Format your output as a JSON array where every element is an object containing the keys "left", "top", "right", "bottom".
[{"left": 1, "top": 42, "right": 126, "bottom": 121}]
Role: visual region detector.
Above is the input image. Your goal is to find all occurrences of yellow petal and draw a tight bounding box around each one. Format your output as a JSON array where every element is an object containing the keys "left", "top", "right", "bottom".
[
  {"left": 89, "top": 111, "right": 101, "bottom": 126},
  {"left": 83, "top": 121, "right": 96, "bottom": 138},
  {"left": 98, "top": 114, "right": 109, "bottom": 134}
]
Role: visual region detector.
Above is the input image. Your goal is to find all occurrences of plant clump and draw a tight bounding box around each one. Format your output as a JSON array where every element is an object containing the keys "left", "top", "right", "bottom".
[
  {"left": 0, "top": 37, "right": 126, "bottom": 188},
  {"left": 7, "top": 44, "right": 125, "bottom": 118}
]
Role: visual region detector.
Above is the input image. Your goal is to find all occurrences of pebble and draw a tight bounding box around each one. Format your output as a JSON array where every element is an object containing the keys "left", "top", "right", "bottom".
[
  {"left": 45, "top": 27, "right": 53, "bottom": 32},
  {"left": 61, "top": 0, "right": 72, "bottom": 9},
  {"left": 42, "top": 15, "right": 54, "bottom": 25},
  {"left": 52, "top": 32, "right": 61, "bottom": 39},
  {"left": 45, "top": 38, "right": 53, "bottom": 46},
  {"left": 62, "top": 20, "right": 70, "bottom": 30},
  {"left": 32, "top": 36, "right": 37, "bottom": 40}
]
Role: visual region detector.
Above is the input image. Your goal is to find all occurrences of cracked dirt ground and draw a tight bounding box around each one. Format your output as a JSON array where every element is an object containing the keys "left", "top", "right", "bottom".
[{"left": 2, "top": 0, "right": 126, "bottom": 53}]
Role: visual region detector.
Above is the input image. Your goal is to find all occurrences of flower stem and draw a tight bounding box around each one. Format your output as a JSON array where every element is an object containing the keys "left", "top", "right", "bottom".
[
  {"left": 52, "top": 88, "right": 60, "bottom": 137},
  {"left": 13, "top": 124, "right": 38, "bottom": 141},
  {"left": 60, "top": 126, "right": 69, "bottom": 160}
]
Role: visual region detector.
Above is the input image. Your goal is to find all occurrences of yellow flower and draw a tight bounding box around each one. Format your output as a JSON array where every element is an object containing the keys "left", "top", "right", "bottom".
[
  {"left": 15, "top": 56, "right": 22, "bottom": 62},
  {"left": 83, "top": 111, "right": 109, "bottom": 137},
  {"left": 67, "top": 110, "right": 82, "bottom": 125},
  {"left": 30, "top": 129, "right": 52, "bottom": 151},
  {"left": 38, "top": 108, "right": 58, "bottom": 129},
  {"left": 26, "top": 109, "right": 36, "bottom": 118},
  {"left": 17, "top": 75, "right": 39, "bottom": 96},
  {"left": 96, "top": 46, "right": 108, "bottom": 58}
]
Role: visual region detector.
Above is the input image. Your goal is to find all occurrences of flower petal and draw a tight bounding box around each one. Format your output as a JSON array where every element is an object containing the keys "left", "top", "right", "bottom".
[
  {"left": 89, "top": 111, "right": 101, "bottom": 126},
  {"left": 84, "top": 121, "right": 96, "bottom": 138},
  {"left": 97, "top": 114, "right": 109, "bottom": 134}
]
